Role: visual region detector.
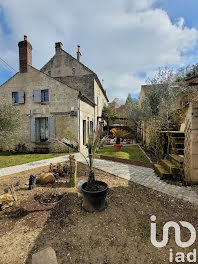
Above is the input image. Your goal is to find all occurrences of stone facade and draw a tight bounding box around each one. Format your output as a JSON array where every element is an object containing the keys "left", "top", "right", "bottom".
[
  {"left": 0, "top": 37, "right": 108, "bottom": 152},
  {"left": 184, "top": 102, "right": 198, "bottom": 184},
  {"left": 0, "top": 66, "right": 80, "bottom": 152}
]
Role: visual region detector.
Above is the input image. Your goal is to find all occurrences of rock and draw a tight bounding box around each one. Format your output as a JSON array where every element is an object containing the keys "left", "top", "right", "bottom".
[
  {"left": 0, "top": 193, "right": 15, "bottom": 210},
  {"left": 38, "top": 173, "right": 56, "bottom": 185},
  {"left": 15, "top": 181, "right": 20, "bottom": 186},
  {"left": 4, "top": 188, "right": 8, "bottom": 193},
  {"left": 66, "top": 208, "right": 71, "bottom": 215},
  {"left": 32, "top": 247, "right": 58, "bottom": 264}
]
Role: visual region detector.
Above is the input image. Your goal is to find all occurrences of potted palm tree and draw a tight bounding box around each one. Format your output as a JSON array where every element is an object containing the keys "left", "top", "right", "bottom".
[
  {"left": 81, "top": 129, "right": 108, "bottom": 212},
  {"left": 111, "top": 128, "right": 128, "bottom": 152},
  {"left": 59, "top": 128, "right": 108, "bottom": 212}
]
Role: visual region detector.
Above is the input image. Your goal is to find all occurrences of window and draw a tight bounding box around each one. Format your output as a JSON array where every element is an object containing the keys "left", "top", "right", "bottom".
[
  {"left": 48, "top": 71, "right": 51, "bottom": 76},
  {"left": 90, "top": 121, "right": 93, "bottom": 133},
  {"left": 41, "top": 89, "right": 49, "bottom": 102},
  {"left": 12, "top": 92, "right": 18, "bottom": 104},
  {"left": 33, "top": 89, "right": 49, "bottom": 103},
  {"left": 30, "top": 116, "right": 55, "bottom": 143},
  {"left": 72, "top": 68, "right": 76, "bottom": 75},
  {"left": 12, "top": 91, "right": 25, "bottom": 104},
  {"left": 38, "top": 118, "right": 48, "bottom": 142}
]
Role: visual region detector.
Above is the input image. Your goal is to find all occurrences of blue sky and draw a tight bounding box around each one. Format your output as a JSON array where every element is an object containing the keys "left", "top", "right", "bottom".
[
  {"left": 155, "top": 0, "right": 198, "bottom": 29},
  {"left": 0, "top": 0, "right": 198, "bottom": 101}
]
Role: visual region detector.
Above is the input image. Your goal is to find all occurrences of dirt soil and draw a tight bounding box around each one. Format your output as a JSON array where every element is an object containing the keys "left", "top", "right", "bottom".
[{"left": 0, "top": 162, "right": 198, "bottom": 264}]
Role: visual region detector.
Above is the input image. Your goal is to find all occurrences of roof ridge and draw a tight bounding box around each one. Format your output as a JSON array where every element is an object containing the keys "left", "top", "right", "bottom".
[
  {"left": 40, "top": 46, "right": 108, "bottom": 102},
  {"left": 61, "top": 49, "right": 95, "bottom": 75}
]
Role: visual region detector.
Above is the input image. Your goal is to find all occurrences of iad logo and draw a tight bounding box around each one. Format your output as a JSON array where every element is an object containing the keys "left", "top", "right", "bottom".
[{"left": 150, "top": 215, "right": 197, "bottom": 263}]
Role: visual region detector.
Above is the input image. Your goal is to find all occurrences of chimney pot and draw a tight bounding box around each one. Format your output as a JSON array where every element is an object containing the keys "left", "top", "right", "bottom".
[
  {"left": 77, "top": 45, "right": 81, "bottom": 62},
  {"left": 24, "top": 35, "right": 27, "bottom": 41}
]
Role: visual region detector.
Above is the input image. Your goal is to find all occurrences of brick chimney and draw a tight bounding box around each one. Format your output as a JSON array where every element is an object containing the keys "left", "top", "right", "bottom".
[
  {"left": 55, "top": 42, "right": 63, "bottom": 54},
  {"left": 77, "top": 45, "right": 81, "bottom": 62},
  {"left": 18, "top": 35, "right": 32, "bottom": 73}
]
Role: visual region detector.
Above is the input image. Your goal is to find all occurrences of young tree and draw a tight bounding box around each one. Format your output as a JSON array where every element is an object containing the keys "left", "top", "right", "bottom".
[
  {"left": 124, "top": 95, "right": 143, "bottom": 126},
  {"left": 0, "top": 100, "right": 21, "bottom": 149},
  {"left": 140, "top": 67, "right": 187, "bottom": 158},
  {"left": 125, "top": 67, "right": 187, "bottom": 159},
  {"left": 102, "top": 105, "right": 118, "bottom": 134}
]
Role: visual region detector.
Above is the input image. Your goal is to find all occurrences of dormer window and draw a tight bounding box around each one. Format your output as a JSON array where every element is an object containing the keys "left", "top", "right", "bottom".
[{"left": 72, "top": 68, "right": 76, "bottom": 75}]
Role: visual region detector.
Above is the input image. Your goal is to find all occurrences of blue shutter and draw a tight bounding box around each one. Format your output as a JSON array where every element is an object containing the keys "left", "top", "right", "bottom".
[
  {"left": 48, "top": 117, "right": 55, "bottom": 142},
  {"left": 18, "top": 91, "right": 25, "bottom": 104},
  {"left": 33, "top": 90, "right": 41, "bottom": 103},
  {"left": 30, "top": 117, "right": 36, "bottom": 142}
]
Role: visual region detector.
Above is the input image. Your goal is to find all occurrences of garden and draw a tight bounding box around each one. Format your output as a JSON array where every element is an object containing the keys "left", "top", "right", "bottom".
[
  {"left": 97, "top": 145, "right": 149, "bottom": 163},
  {"left": 1, "top": 161, "right": 198, "bottom": 264}
]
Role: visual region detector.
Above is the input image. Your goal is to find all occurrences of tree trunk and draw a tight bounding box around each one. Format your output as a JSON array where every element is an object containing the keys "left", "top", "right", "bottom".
[
  {"left": 87, "top": 170, "right": 96, "bottom": 189},
  {"left": 116, "top": 137, "right": 120, "bottom": 144},
  {"left": 107, "top": 118, "right": 110, "bottom": 135}
]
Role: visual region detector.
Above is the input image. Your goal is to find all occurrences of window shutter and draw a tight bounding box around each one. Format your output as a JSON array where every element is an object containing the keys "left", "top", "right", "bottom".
[
  {"left": 33, "top": 90, "right": 41, "bottom": 103},
  {"left": 30, "top": 117, "right": 36, "bottom": 142},
  {"left": 18, "top": 91, "right": 25, "bottom": 104},
  {"left": 48, "top": 116, "right": 55, "bottom": 142}
]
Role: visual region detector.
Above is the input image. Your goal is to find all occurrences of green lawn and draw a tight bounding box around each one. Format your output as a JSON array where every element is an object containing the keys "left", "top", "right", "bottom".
[
  {"left": 97, "top": 145, "right": 149, "bottom": 162},
  {"left": 0, "top": 152, "right": 69, "bottom": 168}
]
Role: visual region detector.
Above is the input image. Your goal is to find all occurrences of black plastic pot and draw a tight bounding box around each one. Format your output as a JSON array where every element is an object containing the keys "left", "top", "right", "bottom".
[{"left": 81, "top": 181, "right": 108, "bottom": 212}]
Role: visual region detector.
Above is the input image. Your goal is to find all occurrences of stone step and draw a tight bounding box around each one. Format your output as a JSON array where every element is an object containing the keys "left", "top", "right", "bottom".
[
  {"left": 168, "top": 154, "right": 184, "bottom": 168},
  {"left": 174, "top": 143, "right": 184, "bottom": 149},
  {"left": 170, "top": 137, "right": 185, "bottom": 143},
  {"left": 160, "top": 159, "right": 180, "bottom": 174},
  {"left": 154, "top": 164, "right": 172, "bottom": 180},
  {"left": 170, "top": 132, "right": 185, "bottom": 137},
  {"left": 172, "top": 148, "right": 184, "bottom": 155}
]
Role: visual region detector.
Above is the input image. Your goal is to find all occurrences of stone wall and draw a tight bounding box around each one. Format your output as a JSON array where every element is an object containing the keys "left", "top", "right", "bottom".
[
  {"left": 94, "top": 79, "right": 108, "bottom": 126},
  {"left": 184, "top": 102, "right": 198, "bottom": 184}
]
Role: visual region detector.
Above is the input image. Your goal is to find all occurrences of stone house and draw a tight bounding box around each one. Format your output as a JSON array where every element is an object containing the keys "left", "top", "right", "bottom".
[{"left": 0, "top": 36, "right": 108, "bottom": 152}]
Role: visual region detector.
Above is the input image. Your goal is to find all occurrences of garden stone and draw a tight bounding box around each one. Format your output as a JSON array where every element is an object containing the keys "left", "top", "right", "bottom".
[
  {"left": 37, "top": 172, "right": 55, "bottom": 185},
  {"left": 0, "top": 193, "right": 15, "bottom": 210},
  {"left": 32, "top": 247, "right": 58, "bottom": 264},
  {"left": 66, "top": 208, "right": 71, "bottom": 215}
]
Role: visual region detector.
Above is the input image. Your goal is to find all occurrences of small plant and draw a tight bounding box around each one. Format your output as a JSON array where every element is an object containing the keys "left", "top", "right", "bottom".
[{"left": 111, "top": 128, "right": 128, "bottom": 144}]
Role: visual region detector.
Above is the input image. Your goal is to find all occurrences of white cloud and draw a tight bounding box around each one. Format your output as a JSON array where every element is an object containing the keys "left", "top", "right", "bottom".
[{"left": 0, "top": 0, "right": 198, "bottom": 101}]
